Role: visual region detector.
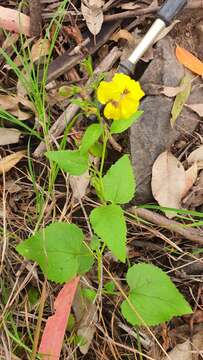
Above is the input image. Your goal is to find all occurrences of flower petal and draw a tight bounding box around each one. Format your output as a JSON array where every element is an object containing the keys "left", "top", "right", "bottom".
[
  {"left": 97, "top": 81, "right": 113, "bottom": 104},
  {"left": 126, "top": 80, "right": 145, "bottom": 101},
  {"left": 104, "top": 102, "right": 121, "bottom": 120},
  {"left": 119, "top": 98, "right": 139, "bottom": 119}
]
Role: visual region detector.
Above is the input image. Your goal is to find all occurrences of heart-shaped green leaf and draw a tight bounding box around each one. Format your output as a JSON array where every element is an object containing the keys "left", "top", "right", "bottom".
[
  {"left": 90, "top": 204, "right": 127, "bottom": 262},
  {"left": 46, "top": 150, "right": 89, "bottom": 176},
  {"left": 16, "top": 222, "right": 94, "bottom": 283},
  {"left": 121, "top": 263, "right": 192, "bottom": 326}
]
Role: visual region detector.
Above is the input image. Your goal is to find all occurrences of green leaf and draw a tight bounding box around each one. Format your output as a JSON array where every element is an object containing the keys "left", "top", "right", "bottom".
[
  {"left": 45, "top": 150, "right": 89, "bottom": 176},
  {"left": 81, "top": 288, "right": 97, "bottom": 303},
  {"left": 89, "top": 142, "right": 103, "bottom": 158},
  {"left": 104, "top": 281, "right": 116, "bottom": 295},
  {"left": 170, "top": 75, "right": 192, "bottom": 128},
  {"left": 121, "top": 263, "right": 192, "bottom": 326},
  {"left": 102, "top": 155, "right": 135, "bottom": 204},
  {"left": 110, "top": 111, "right": 143, "bottom": 134},
  {"left": 80, "top": 123, "right": 102, "bottom": 154},
  {"left": 90, "top": 204, "right": 127, "bottom": 262},
  {"left": 78, "top": 243, "right": 94, "bottom": 275},
  {"left": 28, "top": 288, "right": 40, "bottom": 305},
  {"left": 16, "top": 223, "right": 93, "bottom": 283}
]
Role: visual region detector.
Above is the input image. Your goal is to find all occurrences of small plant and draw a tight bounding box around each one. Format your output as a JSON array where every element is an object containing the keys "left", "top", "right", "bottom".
[{"left": 16, "top": 73, "right": 192, "bottom": 329}]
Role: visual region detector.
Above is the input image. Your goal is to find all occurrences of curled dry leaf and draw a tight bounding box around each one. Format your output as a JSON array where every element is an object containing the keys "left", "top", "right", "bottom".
[
  {"left": 0, "top": 128, "right": 21, "bottom": 146},
  {"left": 0, "top": 6, "right": 30, "bottom": 36},
  {"left": 0, "top": 94, "right": 35, "bottom": 120},
  {"left": 0, "top": 151, "right": 25, "bottom": 174},
  {"left": 151, "top": 151, "right": 186, "bottom": 218},
  {"left": 163, "top": 330, "right": 203, "bottom": 360},
  {"left": 155, "top": 20, "right": 180, "bottom": 43},
  {"left": 111, "top": 29, "right": 135, "bottom": 45},
  {"left": 73, "top": 286, "right": 98, "bottom": 355},
  {"left": 185, "top": 103, "right": 203, "bottom": 118},
  {"left": 187, "top": 145, "right": 203, "bottom": 164},
  {"left": 31, "top": 38, "right": 50, "bottom": 63},
  {"left": 70, "top": 170, "right": 90, "bottom": 202},
  {"left": 81, "top": 0, "right": 104, "bottom": 36}
]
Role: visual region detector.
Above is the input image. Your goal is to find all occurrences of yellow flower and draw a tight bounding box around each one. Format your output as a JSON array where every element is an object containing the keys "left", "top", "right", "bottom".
[{"left": 97, "top": 73, "right": 145, "bottom": 121}]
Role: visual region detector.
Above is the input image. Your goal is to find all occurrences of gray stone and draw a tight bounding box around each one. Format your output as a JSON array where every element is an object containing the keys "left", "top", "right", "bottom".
[{"left": 130, "top": 37, "right": 201, "bottom": 204}]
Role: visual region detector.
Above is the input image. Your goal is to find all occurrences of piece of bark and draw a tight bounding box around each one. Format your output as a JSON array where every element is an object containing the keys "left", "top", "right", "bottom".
[
  {"left": 130, "top": 37, "right": 201, "bottom": 204},
  {"left": 29, "top": 0, "right": 42, "bottom": 37}
]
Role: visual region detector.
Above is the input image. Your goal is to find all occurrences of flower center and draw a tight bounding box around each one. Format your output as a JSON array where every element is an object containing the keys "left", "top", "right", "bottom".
[{"left": 109, "top": 88, "right": 130, "bottom": 108}]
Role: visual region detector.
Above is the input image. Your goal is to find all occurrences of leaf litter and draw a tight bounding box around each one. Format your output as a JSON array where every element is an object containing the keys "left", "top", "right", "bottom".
[{"left": 1, "top": 1, "right": 203, "bottom": 360}]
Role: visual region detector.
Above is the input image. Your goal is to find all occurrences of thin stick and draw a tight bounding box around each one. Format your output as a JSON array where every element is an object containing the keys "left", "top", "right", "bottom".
[
  {"left": 34, "top": 46, "right": 121, "bottom": 157},
  {"left": 130, "top": 207, "right": 203, "bottom": 245},
  {"left": 31, "top": 279, "right": 47, "bottom": 360},
  {"left": 104, "top": 0, "right": 203, "bottom": 22}
]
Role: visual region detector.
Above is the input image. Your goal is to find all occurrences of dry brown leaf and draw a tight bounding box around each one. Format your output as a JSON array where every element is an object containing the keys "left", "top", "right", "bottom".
[
  {"left": 187, "top": 145, "right": 203, "bottom": 164},
  {"left": 111, "top": 29, "right": 135, "bottom": 45},
  {"left": 70, "top": 171, "right": 90, "bottom": 202},
  {"left": 73, "top": 285, "right": 98, "bottom": 355},
  {"left": 163, "top": 330, "right": 203, "bottom": 360},
  {"left": 5, "top": 179, "right": 22, "bottom": 193},
  {"left": 185, "top": 103, "right": 203, "bottom": 118},
  {"left": 182, "top": 162, "right": 198, "bottom": 198},
  {"left": 81, "top": 0, "right": 104, "bottom": 36},
  {"left": 2, "top": 33, "right": 19, "bottom": 50},
  {"left": 161, "top": 83, "right": 187, "bottom": 97},
  {"left": 151, "top": 151, "right": 186, "bottom": 218},
  {"left": 118, "top": 3, "right": 140, "bottom": 10},
  {"left": 31, "top": 38, "right": 50, "bottom": 63},
  {"left": 0, "top": 128, "right": 21, "bottom": 146},
  {"left": 0, "top": 94, "right": 35, "bottom": 120},
  {"left": 155, "top": 20, "right": 180, "bottom": 43},
  {"left": 0, "top": 151, "right": 25, "bottom": 174},
  {"left": 183, "top": 170, "right": 203, "bottom": 208},
  {"left": 0, "top": 6, "right": 30, "bottom": 36}
]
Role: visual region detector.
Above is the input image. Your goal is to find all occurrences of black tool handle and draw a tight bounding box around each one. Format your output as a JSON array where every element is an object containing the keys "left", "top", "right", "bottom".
[{"left": 157, "top": 0, "right": 187, "bottom": 25}]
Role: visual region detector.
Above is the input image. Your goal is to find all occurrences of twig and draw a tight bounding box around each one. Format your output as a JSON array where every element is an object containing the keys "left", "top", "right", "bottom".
[
  {"left": 44, "top": 21, "right": 120, "bottom": 83},
  {"left": 31, "top": 279, "right": 47, "bottom": 360},
  {"left": 130, "top": 207, "right": 203, "bottom": 245},
  {"left": 34, "top": 46, "right": 121, "bottom": 157},
  {"left": 29, "top": 0, "right": 42, "bottom": 37},
  {"left": 104, "top": 0, "right": 203, "bottom": 22},
  {"left": 68, "top": 38, "right": 90, "bottom": 56}
]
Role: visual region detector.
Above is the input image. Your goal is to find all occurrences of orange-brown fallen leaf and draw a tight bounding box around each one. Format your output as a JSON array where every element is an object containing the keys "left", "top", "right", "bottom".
[
  {"left": 176, "top": 46, "right": 203, "bottom": 76},
  {"left": 0, "top": 6, "right": 30, "bottom": 36},
  {"left": 39, "top": 277, "right": 79, "bottom": 360}
]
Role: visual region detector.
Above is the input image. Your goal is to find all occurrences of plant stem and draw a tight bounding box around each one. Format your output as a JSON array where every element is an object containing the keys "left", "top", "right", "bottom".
[{"left": 31, "top": 279, "right": 47, "bottom": 360}]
